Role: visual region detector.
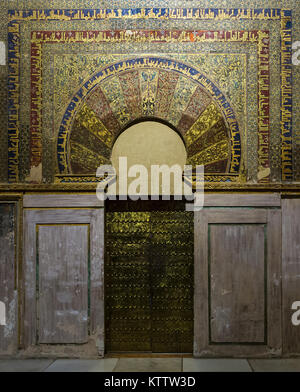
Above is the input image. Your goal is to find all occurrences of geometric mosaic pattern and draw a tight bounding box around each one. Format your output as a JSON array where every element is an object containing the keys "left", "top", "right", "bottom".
[
  {"left": 68, "top": 66, "right": 232, "bottom": 176},
  {"left": 6, "top": 7, "right": 293, "bottom": 184},
  {"left": 32, "top": 30, "right": 270, "bottom": 181}
]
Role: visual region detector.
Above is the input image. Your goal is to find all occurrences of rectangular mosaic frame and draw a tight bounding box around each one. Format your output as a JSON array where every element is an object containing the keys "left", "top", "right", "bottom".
[
  {"left": 47, "top": 50, "right": 249, "bottom": 185},
  {"left": 7, "top": 8, "right": 293, "bottom": 183},
  {"left": 32, "top": 30, "right": 261, "bottom": 182}
]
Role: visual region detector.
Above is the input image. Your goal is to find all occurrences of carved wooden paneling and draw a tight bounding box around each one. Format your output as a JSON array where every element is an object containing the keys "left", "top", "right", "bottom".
[
  {"left": 194, "top": 208, "right": 282, "bottom": 357},
  {"left": 282, "top": 199, "right": 300, "bottom": 354},
  {"left": 23, "top": 207, "right": 104, "bottom": 355},
  {"left": 0, "top": 203, "right": 18, "bottom": 355}
]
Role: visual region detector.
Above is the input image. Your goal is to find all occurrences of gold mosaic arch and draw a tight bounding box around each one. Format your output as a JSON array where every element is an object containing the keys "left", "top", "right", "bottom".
[{"left": 62, "top": 60, "right": 239, "bottom": 176}]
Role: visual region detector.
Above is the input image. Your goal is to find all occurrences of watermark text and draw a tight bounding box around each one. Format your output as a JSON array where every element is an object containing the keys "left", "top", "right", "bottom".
[
  {"left": 96, "top": 157, "right": 204, "bottom": 211},
  {"left": 292, "top": 301, "right": 300, "bottom": 326},
  {"left": 0, "top": 301, "right": 6, "bottom": 326}
]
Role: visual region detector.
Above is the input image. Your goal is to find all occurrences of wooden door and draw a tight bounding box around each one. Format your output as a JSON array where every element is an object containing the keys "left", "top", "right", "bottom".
[
  {"left": 194, "top": 208, "right": 282, "bottom": 357},
  {"left": 282, "top": 199, "right": 300, "bottom": 355},
  {"left": 0, "top": 202, "right": 18, "bottom": 355},
  {"left": 22, "top": 195, "right": 104, "bottom": 356}
]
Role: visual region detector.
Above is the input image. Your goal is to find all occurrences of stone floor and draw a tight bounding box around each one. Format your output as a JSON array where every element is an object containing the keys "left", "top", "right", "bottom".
[{"left": 0, "top": 358, "right": 300, "bottom": 372}]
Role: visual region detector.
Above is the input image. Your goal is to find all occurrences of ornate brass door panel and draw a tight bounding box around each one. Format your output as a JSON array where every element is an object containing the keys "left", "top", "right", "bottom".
[
  {"left": 150, "top": 212, "right": 194, "bottom": 353},
  {"left": 105, "top": 206, "right": 194, "bottom": 353},
  {"left": 106, "top": 212, "right": 152, "bottom": 352}
]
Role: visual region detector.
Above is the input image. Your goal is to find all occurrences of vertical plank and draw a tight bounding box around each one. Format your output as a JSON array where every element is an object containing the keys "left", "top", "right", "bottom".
[
  {"left": 90, "top": 209, "right": 105, "bottom": 355},
  {"left": 0, "top": 203, "right": 18, "bottom": 355},
  {"left": 23, "top": 210, "right": 37, "bottom": 347},
  {"left": 210, "top": 224, "right": 266, "bottom": 343},
  {"left": 267, "top": 209, "right": 282, "bottom": 354},
  {"left": 194, "top": 211, "right": 209, "bottom": 356},
  {"left": 282, "top": 199, "right": 300, "bottom": 354},
  {"left": 38, "top": 225, "right": 89, "bottom": 344}
]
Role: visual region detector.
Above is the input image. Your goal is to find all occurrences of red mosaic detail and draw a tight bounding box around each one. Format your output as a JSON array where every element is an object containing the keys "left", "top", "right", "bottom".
[
  {"left": 154, "top": 70, "right": 180, "bottom": 119},
  {"left": 178, "top": 86, "right": 212, "bottom": 134},
  {"left": 86, "top": 86, "right": 120, "bottom": 136},
  {"left": 119, "top": 70, "right": 143, "bottom": 120},
  {"left": 30, "top": 42, "right": 42, "bottom": 167}
]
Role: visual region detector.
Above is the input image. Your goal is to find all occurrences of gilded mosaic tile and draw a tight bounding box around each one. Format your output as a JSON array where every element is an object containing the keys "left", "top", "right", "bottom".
[
  {"left": 139, "top": 69, "right": 159, "bottom": 117},
  {"left": 45, "top": 47, "right": 246, "bottom": 181},
  {"left": 168, "top": 75, "right": 198, "bottom": 128},
  {"left": 70, "top": 141, "right": 110, "bottom": 174},
  {"left": 187, "top": 140, "right": 230, "bottom": 167},
  {"left": 85, "top": 83, "right": 122, "bottom": 136},
  {"left": 28, "top": 29, "right": 268, "bottom": 182},
  {"left": 185, "top": 102, "right": 224, "bottom": 146},
  {"left": 119, "top": 70, "right": 143, "bottom": 120},
  {"left": 155, "top": 70, "right": 179, "bottom": 119},
  {"left": 72, "top": 103, "right": 114, "bottom": 148},
  {"left": 177, "top": 89, "right": 212, "bottom": 135},
  {"left": 187, "top": 120, "right": 229, "bottom": 158},
  {"left": 3, "top": 5, "right": 295, "bottom": 184},
  {"left": 51, "top": 49, "right": 247, "bottom": 180},
  {"left": 101, "top": 75, "right": 132, "bottom": 127},
  {"left": 48, "top": 48, "right": 247, "bottom": 179},
  {"left": 56, "top": 56, "right": 241, "bottom": 176}
]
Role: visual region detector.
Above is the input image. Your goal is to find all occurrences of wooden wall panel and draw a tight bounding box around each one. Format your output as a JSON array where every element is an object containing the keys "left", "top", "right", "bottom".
[
  {"left": 0, "top": 203, "right": 18, "bottom": 355},
  {"left": 194, "top": 208, "right": 282, "bottom": 357},
  {"left": 203, "top": 193, "right": 281, "bottom": 207},
  {"left": 23, "top": 207, "right": 104, "bottom": 357},
  {"left": 282, "top": 199, "right": 300, "bottom": 355},
  {"left": 38, "top": 225, "right": 89, "bottom": 344},
  {"left": 210, "top": 224, "right": 265, "bottom": 343},
  {"left": 23, "top": 194, "right": 104, "bottom": 208}
]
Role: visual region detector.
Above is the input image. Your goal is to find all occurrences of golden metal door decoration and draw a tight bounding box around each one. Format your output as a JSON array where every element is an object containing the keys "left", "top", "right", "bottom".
[{"left": 105, "top": 210, "right": 194, "bottom": 353}]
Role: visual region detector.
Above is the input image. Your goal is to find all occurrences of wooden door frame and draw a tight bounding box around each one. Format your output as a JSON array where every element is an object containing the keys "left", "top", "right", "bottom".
[
  {"left": 194, "top": 194, "right": 282, "bottom": 357},
  {"left": 22, "top": 194, "right": 105, "bottom": 357}
]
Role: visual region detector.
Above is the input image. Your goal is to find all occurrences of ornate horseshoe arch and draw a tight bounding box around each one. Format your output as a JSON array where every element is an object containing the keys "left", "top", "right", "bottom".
[{"left": 56, "top": 56, "right": 241, "bottom": 181}]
